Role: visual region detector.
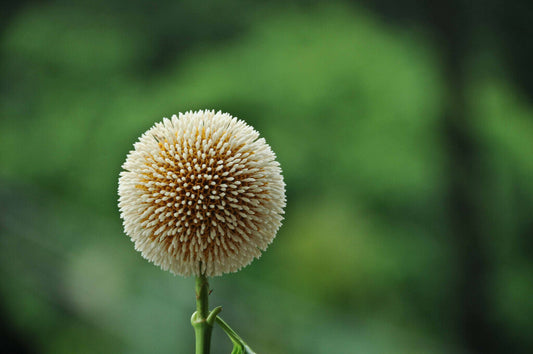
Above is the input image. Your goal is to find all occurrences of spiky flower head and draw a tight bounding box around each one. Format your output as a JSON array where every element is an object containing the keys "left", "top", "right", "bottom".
[{"left": 118, "top": 110, "right": 286, "bottom": 276}]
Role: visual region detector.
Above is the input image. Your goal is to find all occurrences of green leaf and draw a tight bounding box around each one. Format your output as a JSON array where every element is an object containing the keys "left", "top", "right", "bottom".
[{"left": 215, "top": 316, "right": 256, "bottom": 354}]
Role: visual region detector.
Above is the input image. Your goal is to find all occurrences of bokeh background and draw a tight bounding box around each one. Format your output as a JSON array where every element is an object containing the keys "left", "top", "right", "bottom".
[{"left": 1, "top": 0, "right": 532, "bottom": 353}]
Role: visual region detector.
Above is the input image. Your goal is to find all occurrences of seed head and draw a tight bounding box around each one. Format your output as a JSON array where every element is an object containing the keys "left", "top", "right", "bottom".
[{"left": 118, "top": 110, "right": 286, "bottom": 276}]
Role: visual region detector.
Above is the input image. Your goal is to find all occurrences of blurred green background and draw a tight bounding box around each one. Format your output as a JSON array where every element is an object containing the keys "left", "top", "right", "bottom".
[{"left": 1, "top": 0, "right": 532, "bottom": 353}]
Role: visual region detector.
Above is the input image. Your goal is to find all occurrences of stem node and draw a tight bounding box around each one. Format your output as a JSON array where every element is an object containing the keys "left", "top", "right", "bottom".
[{"left": 192, "top": 274, "right": 213, "bottom": 354}]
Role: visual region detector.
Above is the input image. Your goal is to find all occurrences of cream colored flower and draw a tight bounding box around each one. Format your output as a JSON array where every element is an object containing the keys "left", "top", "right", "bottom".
[{"left": 118, "top": 110, "right": 285, "bottom": 276}]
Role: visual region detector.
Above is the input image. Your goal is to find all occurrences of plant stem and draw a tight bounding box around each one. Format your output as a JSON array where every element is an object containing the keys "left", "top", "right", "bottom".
[{"left": 192, "top": 274, "right": 212, "bottom": 354}]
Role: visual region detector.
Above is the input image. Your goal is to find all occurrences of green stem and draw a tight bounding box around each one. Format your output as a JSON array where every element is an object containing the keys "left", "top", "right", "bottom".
[{"left": 191, "top": 274, "right": 213, "bottom": 354}]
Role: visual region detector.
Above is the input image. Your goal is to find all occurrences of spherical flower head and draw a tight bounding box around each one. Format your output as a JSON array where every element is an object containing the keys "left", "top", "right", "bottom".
[{"left": 118, "top": 110, "right": 286, "bottom": 276}]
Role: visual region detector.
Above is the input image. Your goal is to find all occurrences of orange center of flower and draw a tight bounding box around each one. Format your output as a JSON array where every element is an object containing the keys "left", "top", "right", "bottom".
[{"left": 135, "top": 128, "right": 266, "bottom": 261}]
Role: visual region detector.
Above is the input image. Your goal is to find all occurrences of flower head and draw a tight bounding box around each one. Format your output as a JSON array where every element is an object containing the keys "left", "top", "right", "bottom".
[{"left": 118, "top": 110, "right": 286, "bottom": 276}]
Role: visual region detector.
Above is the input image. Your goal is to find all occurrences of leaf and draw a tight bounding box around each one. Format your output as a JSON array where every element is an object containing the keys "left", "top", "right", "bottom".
[{"left": 215, "top": 316, "right": 257, "bottom": 354}]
